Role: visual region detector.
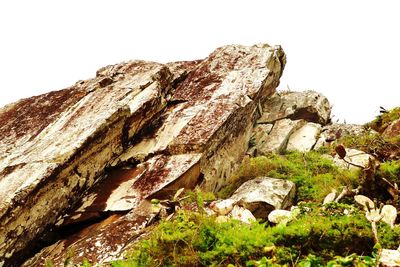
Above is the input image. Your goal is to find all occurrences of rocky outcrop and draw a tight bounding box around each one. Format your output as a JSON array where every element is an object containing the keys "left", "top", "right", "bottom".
[
  {"left": 258, "top": 90, "right": 331, "bottom": 125},
  {"left": 0, "top": 61, "right": 172, "bottom": 266},
  {"left": 0, "top": 44, "right": 286, "bottom": 266},
  {"left": 249, "top": 90, "right": 331, "bottom": 155}
]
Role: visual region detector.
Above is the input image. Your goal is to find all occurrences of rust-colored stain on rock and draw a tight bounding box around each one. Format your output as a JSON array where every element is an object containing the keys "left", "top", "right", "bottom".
[{"left": 0, "top": 87, "right": 87, "bottom": 144}]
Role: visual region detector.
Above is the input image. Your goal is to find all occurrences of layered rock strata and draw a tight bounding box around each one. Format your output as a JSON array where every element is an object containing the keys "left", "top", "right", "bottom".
[
  {"left": 0, "top": 43, "right": 286, "bottom": 266},
  {"left": 0, "top": 61, "right": 172, "bottom": 266}
]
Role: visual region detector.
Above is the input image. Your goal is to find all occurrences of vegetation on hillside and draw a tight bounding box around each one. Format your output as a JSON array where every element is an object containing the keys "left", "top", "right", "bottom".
[
  {"left": 110, "top": 192, "right": 400, "bottom": 266},
  {"left": 339, "top": 107, "right": 400, "bottom": 161},
  {"left": 217, "top": 150, "right": 359, "bottom": 201},
  {"left": 109, "top": 150, "right": 400, "bottom": 266},
  {"left": 366, "top": 107, "right": 400, "bottom": 133},
  {"left": 45, "top": 108, "right": 400, "bottom": 266}
]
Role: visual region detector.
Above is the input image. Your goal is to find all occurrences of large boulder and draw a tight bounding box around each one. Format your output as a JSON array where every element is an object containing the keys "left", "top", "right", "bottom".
[
  {"left": 250, "top": 90, "right": 332, "bottom": 155},
  {"left": 228, "top": 177, "right": 296, "bottom": 219},
  {"left": 258, "top": 90, "right": 331, "bottom": 125},
  {"left": 0, "top": 43, "right": 286, "bottom": 266}
]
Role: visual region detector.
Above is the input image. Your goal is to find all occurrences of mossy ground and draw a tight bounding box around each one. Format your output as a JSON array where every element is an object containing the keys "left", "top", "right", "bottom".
[
  {"left": 109, "top": 150, "right": 400, "bottom": 267},
  {"left": 110, "top": 200, "right": 400, "bottom": 267}
]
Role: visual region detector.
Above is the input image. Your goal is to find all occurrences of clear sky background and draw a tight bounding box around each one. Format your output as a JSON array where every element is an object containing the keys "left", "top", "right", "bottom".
[{"left": 0, "top": 1, "right": 399, "bottom": 124}]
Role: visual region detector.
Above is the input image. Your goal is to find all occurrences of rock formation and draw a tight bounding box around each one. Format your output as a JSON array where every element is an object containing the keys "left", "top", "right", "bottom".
[
  {"left": 1, "top": 42, "right": 398, "bottom": 266},
  {"left": 0, "top": 44, "right": 285, "bottom": 266}
]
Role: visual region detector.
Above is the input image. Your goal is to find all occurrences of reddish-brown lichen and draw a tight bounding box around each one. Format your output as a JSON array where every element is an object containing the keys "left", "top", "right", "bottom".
[
  {"left": 0, "top": 87, "right": 87, "bottom": 143},
  {"left": 132, "top": 156, "right": 171, "bottom": 197}
]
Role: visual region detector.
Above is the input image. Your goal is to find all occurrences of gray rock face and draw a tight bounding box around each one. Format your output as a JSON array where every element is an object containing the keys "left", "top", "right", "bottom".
[
  {"left": 0, "top": 43, "right": 286, "bottom": 266},
  {"left": 256, "top": 119, "right": 305, "bottom": 154},
  {"left": 247, "top": 124, "right": 273, "bottom": 156},
  {"left": 287, "top": 122, "right": 322, "bottom": 152},
  {"left": 258, "top": 90, "right": 331, "bottom": 125},
  {"left": 250, "top": 90, "right": 332, "bottom": 155},
  {"left": 229, "top": 177, "right": 296, "bottom": 219}
]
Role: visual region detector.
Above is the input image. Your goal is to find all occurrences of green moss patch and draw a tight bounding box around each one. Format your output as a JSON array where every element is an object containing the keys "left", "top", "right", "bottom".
[{"left": 217, "top": 150, "right": 359, "bottom": 202}]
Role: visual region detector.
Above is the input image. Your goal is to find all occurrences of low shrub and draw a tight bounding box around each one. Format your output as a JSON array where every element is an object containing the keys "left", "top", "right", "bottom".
[{"left": 367, "top": 107, "right": 400, "bottom": 133}]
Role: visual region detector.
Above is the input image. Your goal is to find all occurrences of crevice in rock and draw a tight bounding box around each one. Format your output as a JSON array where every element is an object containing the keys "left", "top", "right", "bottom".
[
  {"left": 286, "top": 107, "right": 327, "bottom": 125},
  {"left": 14, "top": 210, "right": 130, "bottom": 267},
  {"left": 167, "top": 99, "right": 188, "bottom": 106},
  {"left": 56, "top": 210, "right": 130, "bottom": 241}
]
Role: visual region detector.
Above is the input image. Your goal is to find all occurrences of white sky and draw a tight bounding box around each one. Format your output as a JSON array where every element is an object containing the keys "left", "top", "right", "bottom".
[{"left": 0, "top": 0, "right": 399, "bottom": 124}]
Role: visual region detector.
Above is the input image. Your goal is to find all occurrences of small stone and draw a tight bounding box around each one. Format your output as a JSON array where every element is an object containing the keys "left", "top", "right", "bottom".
[
  {"left": 381, "top": 205, "right": 397, "bottom": 228},
  {"left": 210, "top": 199, "right": 235, "bottom": 216},
  {"left": 354, "top": 195, "right": 375, "bottom": 210},
  {"left": 268, "top": 209, "right": 292, "bottom": 225},
  {"left": 230, "top": 205, "right": 256, "bottom": 224},
  {"left": 379, "top": 249, "right": 400, "bottom": 267},
  {"left": 323, "top": 191, "right": 337, "bottom": 205}
]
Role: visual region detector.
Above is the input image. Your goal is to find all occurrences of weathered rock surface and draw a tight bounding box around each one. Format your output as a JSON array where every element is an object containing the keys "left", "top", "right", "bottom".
[
  {"left": 250, "top": 90, "right": 332, "bottom": 155},
  {"left": 0, "top": 43, "right": 286, "bottom": 266},
  {"left": 286, "top": 122, "right": 322, "bottom": 152},
  {"left": 228, "top": 177, "right": 296, "bottom": 219},
  {"left": 379, "top": 249, "right": 400, "bottom": 267},
  {"left": 112, "top": 44, "right": 286, "bottom": 192},
  {"left": 0, "top": 61, "right": 172, "bottom": 266},
  {"left": 255, "top": 119, "right": 305, "bottom": 154},
  {"left": 248, "top": 124, "right": 273, "bottom": 155},
  {"left": 23, "top": 201, "right": 156, "bottom": 266},
  {"left": 258, "top": 90, "right": 331, "bottom": 125}
]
